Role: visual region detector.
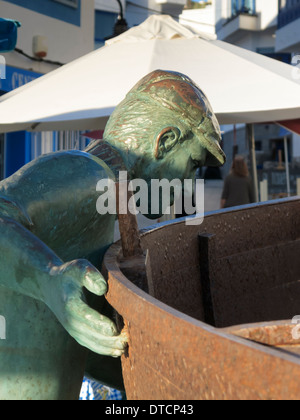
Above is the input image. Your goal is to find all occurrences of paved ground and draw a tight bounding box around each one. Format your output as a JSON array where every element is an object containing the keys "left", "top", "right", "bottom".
[
  {"left": 114, "top": 180, "right": 224, "bottom": 241},
  {"left": 203, "top": 180, "right": 224, "bottom": 213}
]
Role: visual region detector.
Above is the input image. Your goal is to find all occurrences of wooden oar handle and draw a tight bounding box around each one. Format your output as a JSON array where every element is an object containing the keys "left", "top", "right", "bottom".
[{"left": 116, "top": 181, "right": 143, "bottom": 258}]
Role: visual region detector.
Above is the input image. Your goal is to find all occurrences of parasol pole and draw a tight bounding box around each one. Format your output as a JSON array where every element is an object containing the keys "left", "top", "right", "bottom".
[
  {"left": 247, "top": 124, "right": 259, "bottom": 202},
  {"left": 283, "top": 136, "right": 291, "bottom": 197}
]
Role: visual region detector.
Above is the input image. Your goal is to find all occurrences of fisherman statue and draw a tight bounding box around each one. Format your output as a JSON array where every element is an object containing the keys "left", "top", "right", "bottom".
[{"left": 0, "top": 70, "right": 225, "bottom": 400}]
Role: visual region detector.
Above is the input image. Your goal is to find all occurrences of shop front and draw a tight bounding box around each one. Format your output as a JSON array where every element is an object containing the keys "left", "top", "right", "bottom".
[
  {"left": 0, "top": 65, "right": 42, "bottom": 179},
  {"left": 0, "top": 64, "right": 89, "bottom": 180}
]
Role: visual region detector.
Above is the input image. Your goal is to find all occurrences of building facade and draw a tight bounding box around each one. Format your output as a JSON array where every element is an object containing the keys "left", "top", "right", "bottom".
[
  {"left": 1, "top": 0, "right": 189, "bottom": 180},
  {"left": 95, "top": 0, "right": 186, "bottom": 47},
  {"left": 1, "top": 0, "right": 95, "bottom": 74},
  {"left": 216, "top": 0, "right": 278, "bottom": 47},
  {"left": 200, "top": 0, "right": 297, "bottom": 197},
  {"left": 179, "top": 2, "right": 217, "bottom": 36},
  {"left": 276, "top": 0, "right": 300, "bottom": 183},
  {"left": 1, "top": 0, "right": 299, "bottom": 195},
  {"left": 276, "top": 0, "right": 300, "bottom": 53},
  {"left": 126, "top": 0, "right": 186, "bottom": 27},
  {"left": 0, "top": 0, "right": 95, "bottom": 179},
  {"left": 94, "top": 0, "right": 124, "bottom": 48}
]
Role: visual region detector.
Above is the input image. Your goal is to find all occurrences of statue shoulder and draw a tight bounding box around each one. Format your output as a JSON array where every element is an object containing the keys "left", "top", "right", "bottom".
[
  {"left": 0, "top": 195, "right": 33, "bottom": 229},
  {"left": 26, "top": 150, "right": 115, "bottom": 180},
  {"left": 0, "top": 151, "right": 116, "bottom": 227},
  {"left": 3, "top": 150, "right": 116, "bottom": 194}
]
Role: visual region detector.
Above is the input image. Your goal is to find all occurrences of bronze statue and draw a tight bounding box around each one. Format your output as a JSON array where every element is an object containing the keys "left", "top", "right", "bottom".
[{"left": 0, "top": 70, "right": 225, "bottom": 400}]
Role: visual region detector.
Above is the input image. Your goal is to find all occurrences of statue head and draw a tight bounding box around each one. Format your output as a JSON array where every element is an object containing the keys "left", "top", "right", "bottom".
[{"left": 103, "top": 70, "right": 226, "bottom": 183}]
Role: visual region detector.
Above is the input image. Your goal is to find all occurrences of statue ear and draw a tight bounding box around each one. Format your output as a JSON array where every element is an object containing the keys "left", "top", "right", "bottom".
[{"left": 155, "top": 127, "right": 181, "bottom": 160}]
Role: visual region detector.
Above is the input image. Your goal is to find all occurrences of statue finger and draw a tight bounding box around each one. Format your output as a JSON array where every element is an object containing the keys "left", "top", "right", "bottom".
[
  {"left": 76, "top": 334, "right": 127, "bottom": 357},
  {"left": 65, "top": 306, "right": 128, "bottom": 356},
  {"left": 82, "top": 269, "right": 107, "bottom": 297},
  {"left": 58, "top": 259, "right": 107, "bottom": 296},
  {"left": 65, "top": 298, "right": 119, "bottom": 337}
]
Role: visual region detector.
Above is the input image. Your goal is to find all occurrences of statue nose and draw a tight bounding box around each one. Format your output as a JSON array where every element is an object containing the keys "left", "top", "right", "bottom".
[{"left": 204, "top": 140, "right": 226, "bottom": 167}]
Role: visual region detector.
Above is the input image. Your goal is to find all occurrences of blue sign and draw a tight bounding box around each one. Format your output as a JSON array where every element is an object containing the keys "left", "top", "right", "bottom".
[{"left": 0, "top": 65, "right": 42, "bottom": 92}]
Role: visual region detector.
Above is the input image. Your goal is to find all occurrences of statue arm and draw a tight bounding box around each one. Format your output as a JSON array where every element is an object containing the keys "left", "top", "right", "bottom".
[{"left": 0, "top": 216, "right": 127, "bottom": 357}]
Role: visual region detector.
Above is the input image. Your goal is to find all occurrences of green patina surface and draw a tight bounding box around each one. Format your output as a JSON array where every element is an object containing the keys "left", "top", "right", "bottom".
[{"left": 0, "top": 70, "right": 225, "bottom": 400}]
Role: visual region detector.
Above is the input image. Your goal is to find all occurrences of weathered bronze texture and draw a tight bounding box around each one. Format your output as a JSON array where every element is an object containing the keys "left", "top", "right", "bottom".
[
  {"left": 0, "top": 70, "right": 225, "bottom": 399},
  {"left": 105, "top": 197, "right": 300, "bottom": 400}
]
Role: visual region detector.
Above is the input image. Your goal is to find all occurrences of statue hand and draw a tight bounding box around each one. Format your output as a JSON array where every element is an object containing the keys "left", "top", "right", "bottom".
[{"left": 46, "top": 260, "right": 128, "bottom": 357}]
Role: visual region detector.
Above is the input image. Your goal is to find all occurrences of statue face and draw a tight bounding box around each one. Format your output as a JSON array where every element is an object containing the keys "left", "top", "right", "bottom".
[
  {"left": 152, "top": 106, "right": 225, "bottom": 184},
  {"left": 99, "top": 70, "right": 226, "bottom": 217},
  {"left": 103, "top": 70, "right": 226, "bottom": 178}
]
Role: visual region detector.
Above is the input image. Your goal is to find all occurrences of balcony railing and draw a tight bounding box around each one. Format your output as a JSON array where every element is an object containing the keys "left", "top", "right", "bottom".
[
  {"left": 231, "top": 0, "right": 256, "bottom": 17},
  {"left": 278, "top": 0, "right": 300, "bottom": 29}
]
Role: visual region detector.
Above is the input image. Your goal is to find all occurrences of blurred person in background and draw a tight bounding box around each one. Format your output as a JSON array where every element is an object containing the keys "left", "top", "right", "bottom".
[{"left": 221, "top": 155, "right": 255, "bottom": 209}]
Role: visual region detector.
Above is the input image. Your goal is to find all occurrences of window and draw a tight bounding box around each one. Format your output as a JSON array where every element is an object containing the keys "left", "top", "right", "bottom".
[
  {"left": 232, "top": 0, "right": 256, "bottom": 17},
  {"left": 255, "top": 141, "right": 262, "bottom": 152},
  {"left": 278, "top": 0, "right": 300, "bottom": 28},
  {"left": 30, "top": 131, "right": 88, "bottom": 161}
]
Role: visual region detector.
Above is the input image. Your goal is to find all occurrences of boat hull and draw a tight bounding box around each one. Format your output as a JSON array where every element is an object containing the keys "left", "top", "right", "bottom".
[{"left": 104, "top": 198, "right": 300, "bottom": 400}]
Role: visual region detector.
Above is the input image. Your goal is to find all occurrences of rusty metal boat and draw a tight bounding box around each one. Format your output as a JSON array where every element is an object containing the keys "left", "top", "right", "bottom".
[{"left": 104, "top": 197, "right": 300, "bottom": 400}]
